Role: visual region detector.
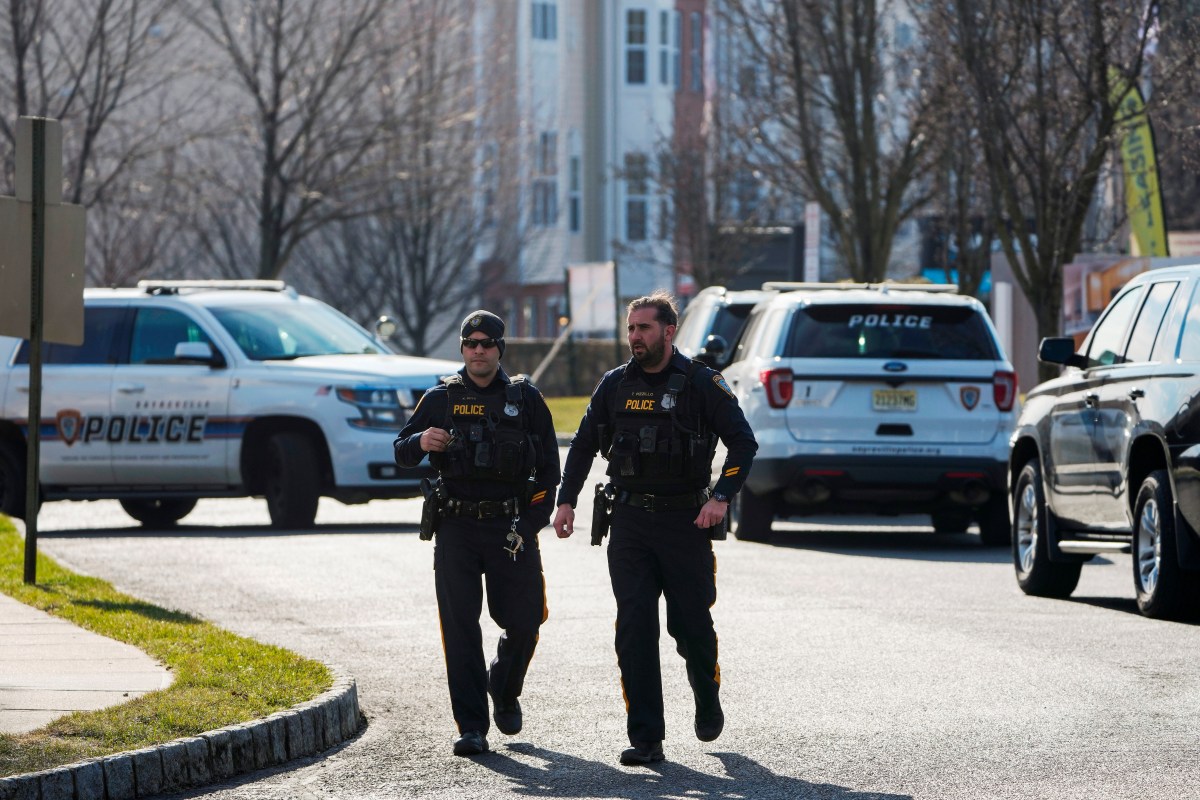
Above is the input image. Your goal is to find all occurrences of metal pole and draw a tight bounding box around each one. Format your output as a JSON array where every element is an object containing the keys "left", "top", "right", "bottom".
[
  {"left": 612, "top": 260, "right": 622, "bottom": 366},
  {"left": 23, "top": 118, "right": 46, "bottom": 585},
  {"left": 563, "top": 268, "right": 577, "bottom": 395}
]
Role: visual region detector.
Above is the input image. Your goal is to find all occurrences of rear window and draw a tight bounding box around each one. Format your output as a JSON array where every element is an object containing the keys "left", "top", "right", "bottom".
[
  {"left": 710, "top": 303, "right": 754, "bottom": 346},
  {"left": 783, "top": 304, "right": 999, "bottom": 360}
]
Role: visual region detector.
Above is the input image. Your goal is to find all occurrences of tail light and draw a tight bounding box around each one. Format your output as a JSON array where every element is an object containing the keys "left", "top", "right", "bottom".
[
  {"left": 993, "top": 370, "right": 1017, "bottom": 411},
  {"left": 760, "top": 368, "right": 794, "bottom": 409}
]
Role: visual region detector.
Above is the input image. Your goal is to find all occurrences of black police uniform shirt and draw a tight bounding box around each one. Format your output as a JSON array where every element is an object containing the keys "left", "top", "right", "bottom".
[
  {"left": 394, "top": 366, "right": 560, "bottom": 538},
  {"left": 558, "top": 348, "right": 757, "bottom": 508}
]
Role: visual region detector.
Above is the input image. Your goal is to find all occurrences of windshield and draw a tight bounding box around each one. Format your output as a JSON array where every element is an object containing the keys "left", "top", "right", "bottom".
[
  {"left": 784, "top": 303, "right": 998, "bottom": 360},
  {"left": 209, "top": 302, "right": 389, "bottom": 361}
]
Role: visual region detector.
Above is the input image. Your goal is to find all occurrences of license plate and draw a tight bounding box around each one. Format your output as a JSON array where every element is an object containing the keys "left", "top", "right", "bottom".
[{"left": 873, "top": 389, "right": 917, "bottom": 411}]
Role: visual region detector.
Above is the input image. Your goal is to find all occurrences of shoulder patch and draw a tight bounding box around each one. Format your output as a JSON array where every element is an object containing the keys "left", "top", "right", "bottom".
[{"left": 713, "top": 373, "right": 734, "bottom": 398}]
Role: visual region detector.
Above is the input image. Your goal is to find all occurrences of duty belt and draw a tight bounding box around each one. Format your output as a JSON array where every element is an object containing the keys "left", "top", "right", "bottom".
[
  {"left": 442, "top": 497, "right": 522, "bottom": 519},
  {"left": 614, "top": 489, "right": 708, "bottom": 513}
]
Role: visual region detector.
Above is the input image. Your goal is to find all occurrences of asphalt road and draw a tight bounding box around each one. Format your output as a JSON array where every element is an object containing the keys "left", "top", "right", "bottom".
[{"left": 30, "top": 450, "right": 1200, "bottom": 800}]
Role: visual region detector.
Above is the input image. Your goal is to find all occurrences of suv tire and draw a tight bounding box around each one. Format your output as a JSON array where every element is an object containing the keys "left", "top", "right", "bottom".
[
  {"left": 1133, "top": 470, "right": 1200, "bottom": 620},
  {"left": 1013, "top": 459, "right": 1081, "bottom": 598},
  {"left": 264, "top": 432, "right": 321, "bottom": 529},
  {"left": 730, "top": 490, "right": 772, "bottom": 542},
  {"left": 119, "top": 498, "right": 198, "bottom": 528},
  {"left": 0, "top": 440, "right": 26, "bottom": 520},
  {"left": 976, "top": 495, "right": 1012, "bottom": 547}
]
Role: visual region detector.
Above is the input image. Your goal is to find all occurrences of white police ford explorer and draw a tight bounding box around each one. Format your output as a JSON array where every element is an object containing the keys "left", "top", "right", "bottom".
[
  {"left": 0, "top": 280, "right": 459, "bottom": 529},
  {"left": 719, "top": 282, "right": 1018, "bottom": 545}
]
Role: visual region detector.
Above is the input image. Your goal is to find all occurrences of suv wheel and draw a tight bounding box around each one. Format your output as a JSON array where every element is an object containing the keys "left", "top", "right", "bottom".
[
  {"left": 119, "top": 498, "right": 198, "bottom": 528},
  {"left": 730, "top": 490, "right": 772, "bottom": 542},
  {"left": 931, "top": 511, "right": 971, "bottom": 534},
  {"left": 1133, "top": 470, "right": 1199, "bottom": 619},
  {"left": 0, "top": 441, "right": 27, "bottom": 520},
  {"left": 264, "top": 432, "right": 320, "bottom": 529},
  {"left": 976, "top": 495, "right": 1012, "bottom": 547},
  {"left": 1013, "top": 459, "right": 1081, "bottom": 598}
]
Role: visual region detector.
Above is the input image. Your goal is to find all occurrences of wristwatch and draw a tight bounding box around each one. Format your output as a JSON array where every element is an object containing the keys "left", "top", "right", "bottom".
[{"left": 710, "top": 491, "right": 730, "bottom": 503}]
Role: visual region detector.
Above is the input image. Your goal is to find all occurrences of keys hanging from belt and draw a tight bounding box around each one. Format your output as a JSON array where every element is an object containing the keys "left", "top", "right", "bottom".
[{"left": 504, "top": 513, "right": 524, "bottom": 560}]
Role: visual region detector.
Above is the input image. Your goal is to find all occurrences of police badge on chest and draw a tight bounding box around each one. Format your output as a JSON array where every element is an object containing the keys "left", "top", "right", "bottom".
[{"left": 661, "top": 392, "right": 676, "bottom": 410}]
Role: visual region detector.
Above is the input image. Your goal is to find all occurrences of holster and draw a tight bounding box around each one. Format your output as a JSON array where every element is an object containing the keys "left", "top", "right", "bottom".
[
  {"left": 590, "top": 482, "right": 613, "bottom": 546},
  {"left": 708, "top": 513, "right": 728, "bottom": 541},
  {"left": 419, "top": 477, "right": 443, "bottom": 541}
]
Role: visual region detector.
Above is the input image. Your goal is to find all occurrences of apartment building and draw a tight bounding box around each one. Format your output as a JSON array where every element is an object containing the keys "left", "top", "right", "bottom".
[{"left": 482, "top": 0, "right": 711, "bottom": 338}]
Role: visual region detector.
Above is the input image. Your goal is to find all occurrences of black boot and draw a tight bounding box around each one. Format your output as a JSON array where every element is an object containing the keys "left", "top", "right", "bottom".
[
  {"left": 453, "top": 730, "right": 489, "bottom": 756},
  {"left": 491, "top": 695, "right": 523, "bottom": 735},
  {"left": 620, "top": 740, "right": 665, "bottom": 765},
  {"left": 695, "top": 695, "right": 724, "bottom": 742}
]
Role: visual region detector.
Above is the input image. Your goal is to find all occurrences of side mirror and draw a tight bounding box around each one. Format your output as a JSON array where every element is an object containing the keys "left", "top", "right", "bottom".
[
  {"left": 1038, "top": 337, "right": 1086, "bottom": 369},
  {"left": 697, "top": 334, "right": 729, "bottom": 367},
  {"left": 174, "top": 341, "right": 223, "bottom": 367}
]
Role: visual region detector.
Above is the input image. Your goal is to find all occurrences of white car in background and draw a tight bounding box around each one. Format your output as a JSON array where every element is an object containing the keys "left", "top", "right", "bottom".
[
  {"left": 0, "top": 280, "right": 458, "bottom": 529},
  {"left": 721, "top": 283, "right": 1018, "bottom": 545}
]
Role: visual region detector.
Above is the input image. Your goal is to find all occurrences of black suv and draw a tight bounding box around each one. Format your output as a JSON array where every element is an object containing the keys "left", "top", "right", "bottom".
[{"left": 1009, "top": 264, "right": 1200, "bottom": 619}]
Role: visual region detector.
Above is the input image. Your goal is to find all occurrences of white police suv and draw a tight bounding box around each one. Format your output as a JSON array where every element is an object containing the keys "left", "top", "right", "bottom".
[
  {"left": 0, "top": 280, "right": 459, "bottom": 529},
  {"left": 720, "top": 282, "right": 1018, "bottom": 545}
]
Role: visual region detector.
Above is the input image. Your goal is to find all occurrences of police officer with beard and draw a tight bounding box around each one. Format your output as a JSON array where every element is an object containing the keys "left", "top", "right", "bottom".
[
  {"left": 552, "top": 290, "right": 757, "bottom": 765},
  {"left": 394, "top": 310, "right": 559, "bottom": 757}
]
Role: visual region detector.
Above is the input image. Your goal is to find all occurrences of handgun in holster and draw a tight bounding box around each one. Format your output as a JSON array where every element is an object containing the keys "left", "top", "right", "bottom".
[
  {"left": 591, "top": 482, "right": 614, "bottom": 546},
  {"left": 419, "top": 477, "right": 443, "bottom": 541}
]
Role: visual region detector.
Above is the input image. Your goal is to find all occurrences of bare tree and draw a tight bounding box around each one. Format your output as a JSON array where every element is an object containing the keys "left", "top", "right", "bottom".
[
  {"left": 294, "top": 0, "right": 520, "bottom": 357},
  {"left": 934, "top": 0, "right": 1160, "bottom": 380},
  {"left": 722, "top": 0, "right": 937, "bottom": 282},
  {"left": 651, "top": 88, "right": 790, "bottom": 290},
  {"left": 0, "top": 0, "right": 182, "bottom": 201},
  {"left": 182, "top": 0, "right": 393, "bottom": 280}
]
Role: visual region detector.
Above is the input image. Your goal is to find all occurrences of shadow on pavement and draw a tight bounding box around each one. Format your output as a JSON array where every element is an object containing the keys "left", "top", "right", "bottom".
[
  {"left": 479, "top": 743, "right": 912, "bottom": 800},
  {"left": 1069, "top": 594, "right": 1200, "bottom": 625},
  {"left": 750, "top": 528, "right": 1012, "bottom": 565},
  {"left": 38, "top": 522, "right": 423, "bottom": 539}
]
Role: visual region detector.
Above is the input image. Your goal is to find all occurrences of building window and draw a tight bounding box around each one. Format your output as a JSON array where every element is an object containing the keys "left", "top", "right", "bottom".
[
  {"left": 522, "top": 297, "right": 539, "bottom": 338},
  {"left": 532, "top": 2, "right": 557, "bottom": 41},
  {"left": 659, "top": 198, "right": 671, "bottom": 240},
  {"left": 625, "top": 152, "right": 649, "bottom": 241},
  {"left": 626, "top": 9, "right": 646, "bottom": 85},
  {"left": 481, "top": 141, "right": 498, "bottom": 227},
  {"left": 569, "top": 155, "right": 581, "bottom": 233},
  {"left": 689, "top": 12, "right": 703, "bottom": 92},
  {"left": 532, "top": 131, "right": 558, "bottom": 227},
  {"left": 660, "top": 11, "right": 680, "bottom": 87}
]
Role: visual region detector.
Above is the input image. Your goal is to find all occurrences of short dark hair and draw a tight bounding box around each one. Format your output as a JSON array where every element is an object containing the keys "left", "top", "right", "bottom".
[{"left": 627, "top": 290, "right": 679, "bottom": 327}]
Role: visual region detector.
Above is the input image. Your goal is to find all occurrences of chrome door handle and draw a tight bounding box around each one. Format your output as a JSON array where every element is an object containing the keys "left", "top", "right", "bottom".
[
  {"left": 1084, "top": 392, "right": 1099, "bottom": 406},
  {"left": 1128, "top": 387, "right": 1145, "bottom": 399},
  {"left": 116, "top": 383, "right": 146, "bottom": 394}
]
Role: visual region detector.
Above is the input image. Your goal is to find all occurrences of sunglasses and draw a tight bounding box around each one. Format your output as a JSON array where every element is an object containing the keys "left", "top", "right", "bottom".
[{"left": 461, "top": 337, "right": 500, "bottom": 350}]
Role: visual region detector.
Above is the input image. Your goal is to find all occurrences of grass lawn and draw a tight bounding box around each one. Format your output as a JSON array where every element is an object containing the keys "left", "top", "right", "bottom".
[
  {"left": 545, "top": 395, "right": 589, "bottom": 433},
  {"left": 0, "top": 520, "right": 331, "bottom": 778}
]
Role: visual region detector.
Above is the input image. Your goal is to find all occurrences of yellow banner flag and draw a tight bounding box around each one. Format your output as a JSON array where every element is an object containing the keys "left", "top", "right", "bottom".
[{"left": 1111, "top": 72, "right": 1169, "bottom": 257}]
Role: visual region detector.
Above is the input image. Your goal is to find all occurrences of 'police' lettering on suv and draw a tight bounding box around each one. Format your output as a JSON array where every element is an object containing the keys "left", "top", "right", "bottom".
[{"left": 0, "top": 281, "right": 458, "bottom": 529}]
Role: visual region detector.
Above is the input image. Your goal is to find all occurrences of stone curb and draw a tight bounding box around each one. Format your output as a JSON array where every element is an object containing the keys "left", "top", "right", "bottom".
[{"left": 0, "top": 667, "right": 362, "bottom": 800}]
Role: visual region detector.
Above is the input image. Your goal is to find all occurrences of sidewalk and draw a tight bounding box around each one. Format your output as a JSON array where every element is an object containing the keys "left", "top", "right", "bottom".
[{"left": 0, "top": 591, "right": 173, "bottom": 735}]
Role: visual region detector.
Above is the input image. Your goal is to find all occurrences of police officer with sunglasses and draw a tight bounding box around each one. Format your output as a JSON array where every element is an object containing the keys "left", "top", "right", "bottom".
[{"left": 394, "top": 310, "right": 559, "bottom": 757}]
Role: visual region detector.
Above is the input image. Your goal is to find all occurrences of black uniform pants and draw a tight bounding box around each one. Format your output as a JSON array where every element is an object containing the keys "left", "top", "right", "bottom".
[
  {"left": 434, "top": 516, "right": 546, "bottom": 735},
  {"left": 607, "top": 504, "right": 719, "bottom": 744}
]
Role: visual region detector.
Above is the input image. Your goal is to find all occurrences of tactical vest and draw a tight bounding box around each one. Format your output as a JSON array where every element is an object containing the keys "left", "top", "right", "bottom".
[
  {"left": 432, "top": 376, "right": 534, "bottom": 484},
  {"left": 603, "top": 364, "right": 716, "bottom": 488}
]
